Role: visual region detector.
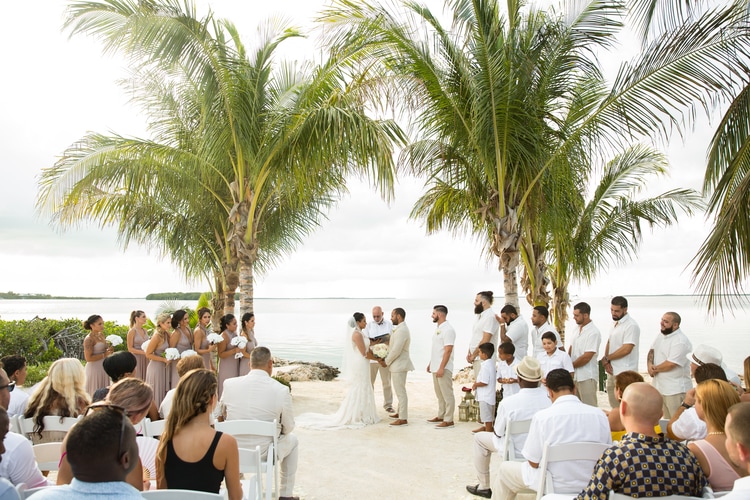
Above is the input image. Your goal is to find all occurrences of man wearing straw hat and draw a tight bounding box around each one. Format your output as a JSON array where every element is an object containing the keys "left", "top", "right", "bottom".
[{"left": 466, "top": 356, "right": 551, "bottom": 499}]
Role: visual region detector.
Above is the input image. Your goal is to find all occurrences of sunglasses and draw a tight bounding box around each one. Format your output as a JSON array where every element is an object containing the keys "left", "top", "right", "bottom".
[
  {"left": 0, "top": 382, "right": 14, "bottom": 393},
  {"left": 84, "top": 402, "right": 127, "bottom": 458}
]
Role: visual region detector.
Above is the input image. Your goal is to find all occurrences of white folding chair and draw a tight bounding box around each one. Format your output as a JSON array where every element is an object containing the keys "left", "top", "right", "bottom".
[
  {"left": 502, "top": 418, "right": 533, "bottom": 461},
  {"left": 141, "top": 490, "right": 223, "bottom": 499},
  {"left": 609, "top": 492, "right": 705, "bottom": 500},
  {"left": 17, "top": 416, "right": 80, "bottom": 439},
  {"left": 142, "top": 418, "right": 166, "bottom": 438},
  {"left": 536, "top": 441, "right": 609, "bottom": 500},
  {"left": 31, "top": 442, "right": 62, "bottom": 472},
  {"left": 238, "top": 446, "right": 263, "bottom": 500},
  {"left": 9, "top": 415, "right": 21, "bottom": 434},
  {"left": 215, "top": 419, "right": 278, "bottom": 500}
]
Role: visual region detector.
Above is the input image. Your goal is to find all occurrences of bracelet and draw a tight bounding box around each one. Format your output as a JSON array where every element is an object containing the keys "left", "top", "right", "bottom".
[{"left": 681, "top": 402, "right": 692, "bottom": 409}]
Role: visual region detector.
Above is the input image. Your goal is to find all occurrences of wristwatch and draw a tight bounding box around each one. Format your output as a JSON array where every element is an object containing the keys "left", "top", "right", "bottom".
[{"left": 681, "top": 402, "right": 692, "bottom": 409}]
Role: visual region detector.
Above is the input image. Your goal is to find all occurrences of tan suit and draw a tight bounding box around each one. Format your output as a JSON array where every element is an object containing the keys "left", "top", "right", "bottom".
[
  {"left": 384, "top": 322, "right": 415, "bottom": 419},
  {"left": 220, "top": 370, "right": 298, "bottom": 497}
]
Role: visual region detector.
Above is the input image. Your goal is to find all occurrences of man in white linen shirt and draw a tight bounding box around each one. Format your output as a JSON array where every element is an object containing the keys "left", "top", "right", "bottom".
[
  {"left": 601, "top": 296, "right": 640, "bottom": 408},
  {"left": 468, "top": 291, "right": 500, "bottom": 379},
  {"left": 647, "top": 311, "right": 692, "bottom": 418},
  {"left": 723, "top": 402, "right": 750, "bottom": 499},
  {"left": 466, "top": 357, "right": 551, "bottom": 499},
  {"left": 220, "top": 347, "right": 299, "bottom": 500},
  {"left": 568, "top": 302, "right": 601, "bottom": 407},
  {"left": 493, "top": 369, "right": 611, "bottom": 500},
  {"left": 497, "top": 305, "right": 529, "bottom": 358},
  {"left": 688, "top": 344, "right": 742, "bottom": 389},
  {"left": 529, "top": 306, "right": 561, "bottom": 357},
  {"left": 364, "top": 305, "right": 394, "bottom": 413},
  {"left": 667, "top": 362, "right": 727, "bottom": 441},
  {"left": 427, "top": 305, "right": 456, "bottom": 428}
]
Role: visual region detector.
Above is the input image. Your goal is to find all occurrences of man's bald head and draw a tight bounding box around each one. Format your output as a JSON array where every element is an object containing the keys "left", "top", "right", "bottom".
[{"left": 621, "top": 382, "right": 663, "bottom": 428}]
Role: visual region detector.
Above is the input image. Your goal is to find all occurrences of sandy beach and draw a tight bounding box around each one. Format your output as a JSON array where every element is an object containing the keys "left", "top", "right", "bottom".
[{"left": 287, "top": 370, "right": 612, "bottom": 500}]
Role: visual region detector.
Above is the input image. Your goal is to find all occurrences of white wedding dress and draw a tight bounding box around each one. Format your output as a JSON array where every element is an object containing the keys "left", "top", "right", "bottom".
[{"left": 296, "top": 327, "right": 379, "bottom": 430}]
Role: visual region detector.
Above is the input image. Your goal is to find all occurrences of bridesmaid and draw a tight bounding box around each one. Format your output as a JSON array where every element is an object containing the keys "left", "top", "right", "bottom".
[
  {"left": 146, "top": 313, "right": 173, "bottom": 406},
  {"left": 169, "top": 310, "right": 194, "bottom": 388},
  {"left": 83, "top": 314, "right": 113, "bottom": 396},
  {"left": 216, "top": 314, "right": 242, "bottom": 399},
  {"left": 127, "top": 310, "right": 150, "bottom": 380},
  {"left": 194, "top": 307, "right": 216, "bottom": 370},
  {"left": 238, "top": 313, "right": 258, "bottom": 376}
]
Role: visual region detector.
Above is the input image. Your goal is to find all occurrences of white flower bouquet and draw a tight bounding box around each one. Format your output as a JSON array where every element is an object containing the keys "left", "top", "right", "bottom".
[
  {"left": 181, "top": 349, "right": 198, "bottom": 358},
  {"left": 234, "top": 352, "right": 245, "bottom": 359},
  {"left": 230, "top": 336, "right": 248, "bottom": 349},
  {"left": 140, "top": 338, "right": 151, "bottom": 352},
  {"left": 207, "top": 333, "right": 224, "bottom": 345},
  {"left": 106, "top": 334, "right": 123, "bottom": 347},
  {"left": 164, "top": 348, "right": 181, "bottom": 361},
  {"left": 371, "top": 343, "right": 389, "bottom": 359}
]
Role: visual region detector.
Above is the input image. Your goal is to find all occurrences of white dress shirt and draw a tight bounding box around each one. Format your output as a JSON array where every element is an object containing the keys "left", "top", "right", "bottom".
[
  {"left": 471, "top": 309, "right": 500, "bottom": 359},
  {"left": 722, "top": 476, "right": 750, "bottom": 499},
  {"left": 531, "top": 322, "right": 561, "bottom": 358},
  {"left": 0, "top": 432, "right": 47, "bottom": 488},
  {"left": 430, "top": 321, "right": 456, "bottom": 373},
  {"left": 505, "top": 316, "right": 529, "bottom": 358},
  {"left": 651, "top": 328, "right": 692, "bottom": 396},
  {"left": 670, "top": 407, "right": 707, "bottom": 440},
  {"left": 608, "top": 313, "right": 640, "bottom": 374},
  {"left": 498, "top": 357, "right": 521, "bottom": 397},
  {"left": 569, "top": 322, "right": 601, "bottom": 382},
  {"left": 492, "top": 386, "right": 551, "bottom": 456},
  {"left": 536, "top": 349, "right": 574, "bottom": 378}
]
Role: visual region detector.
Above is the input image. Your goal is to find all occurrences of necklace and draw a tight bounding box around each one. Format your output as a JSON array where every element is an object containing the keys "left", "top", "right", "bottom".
[{"left": 708, "top": 431, "right": 725, "bottom": 436}]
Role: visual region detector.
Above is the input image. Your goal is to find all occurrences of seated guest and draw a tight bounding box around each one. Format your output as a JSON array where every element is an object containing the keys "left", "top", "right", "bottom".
[
  {"left": 0, "top": 405, "right": 46, "bottom": 489},
  {"left": 688, "top": 379, "right": 744, "bottom": 492},
  {"left": 1, "top": 356, "right": 29, "bottom": 417},
  {"left": 493, "top": 369, "right": 611, "bottom": 499},
  {"left": 724, "top": 402, "right": 750, "bottom": 498},
  {"left": 667, "top": 362, "right": 727, "bottom": 441},
  {"left": 159, "top": 355, "right": 205, "bottom": 419},
  {"left": 93, "top": 351, "right": 138, "bottom": 401},
  {"left": 23, "top": 358, "right": 90, "bottom": 444},
  {"left": 220, "top": 347, "right": 299, "bottom": 500},
  {"left": 58, "top": 378, "right": 155, "bottom": 491},
  {"left": 576, "top": 382, "right": 706, "bottom": 499},
  {"left": 742, "top": 357, "right": 750, "bottom": 403},
  {"left": 467, "top": 357, "right": 551, "bottom": 498},
  {"left": 689, "top": 344, "right": 742, "bottom": 388},
  {"left": 606, "top": 370, "right": 643, "bottom": 438},
  {"left": 156, "top": 369, "right": 241, "bottom": 500},
  {"left": 30, "top": 404, "right": 142, "bottom": 499}
]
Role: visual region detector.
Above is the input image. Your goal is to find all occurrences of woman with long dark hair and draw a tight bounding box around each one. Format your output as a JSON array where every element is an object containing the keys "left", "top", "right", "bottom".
[
  {"left": 238, "top": 312, "right": 258, "bottom": 376},
  {"left": 169, "top": 310, "right": 194, "bottom": 389},
  {"left": 127, "top": 310, "right": 150, "bottom": 380},
  {"left": 216, "top": 314, "right": 242, "bottom": 399},
  {"left": 82, "top": 314, "right": 113, "bottom": 395}
]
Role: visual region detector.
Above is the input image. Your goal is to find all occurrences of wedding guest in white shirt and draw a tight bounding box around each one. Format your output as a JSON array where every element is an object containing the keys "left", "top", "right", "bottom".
[
  {"left": 723, "top": 402, "right": 750, "bottom": 499},
  {"left": 497, "top": 343, "right": 520, "bottom": 398},
  {"left": 568, "top": 302, "right": 601, "bottom": 407},
  {"left": 497, "top": 305, "right": 529, "bottom": 359},
  {"left": 647, "top": 311, "right": 693, "bottom": 418},
  {"left": 493, "top": 369, "right": 611, "bottom": 500},
  {"left": 667, "top": 362, "right": 727, "bottom": 441},
  {"left": 688, "top": 344, "right": 742, "bottom": 388},
  {"left": 536, "top": 332, "right": 574, "bottom": 383},
  {"left": 468, "top": 291, "right": 500, "bottom": 379},
  {"left": 364, "top": 306, "right": 394, "bottom": 413},
  {"left": 0, "top": 404, "right": 46, "bottom": 490},
  {"left": 601, "top": 296, "right": 640, "bottom": 409}
]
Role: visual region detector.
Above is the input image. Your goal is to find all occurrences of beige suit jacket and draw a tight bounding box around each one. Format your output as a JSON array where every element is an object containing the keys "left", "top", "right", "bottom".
[{"left": 385, "top": 322, "right": 415, "bottom": 372}]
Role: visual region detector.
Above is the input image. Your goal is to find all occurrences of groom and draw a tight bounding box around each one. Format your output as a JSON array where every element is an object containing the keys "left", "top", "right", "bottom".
[{"left": 380, "top": 308, "right": 414, "bottom": 426}]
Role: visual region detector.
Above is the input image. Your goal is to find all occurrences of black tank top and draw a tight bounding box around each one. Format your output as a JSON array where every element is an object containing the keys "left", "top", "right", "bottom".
[{"left": 165, "top": 430, "right": 225, "bottom": 493}]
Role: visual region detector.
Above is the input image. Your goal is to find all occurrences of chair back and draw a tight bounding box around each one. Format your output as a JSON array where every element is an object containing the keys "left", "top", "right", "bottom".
[
  {"left": 537, "top": 441, "right": 609, "bottom": 499},
  {"left": 17, "top": 416, "right": 80, "bottom": 437},
  {"left": 502, "top": 418, "right": 532, "bottom": 461},
  {"left": 609, "top": 492, "right": 705, "bottom": 500},
  {"left": 238, "top": 446, "right": 263, "bottom": 500},
  {"left": 141, "top": 490, "right": 223, "bottom": 499},
  {"left": 215, "top": 419, "right": 278, "bottom": 500},
  {"left": 142, "top": 418, "right": 166, "bottom": 438},
  {"left": 32, "top": 442, "right": 63, "bottom": 472}
]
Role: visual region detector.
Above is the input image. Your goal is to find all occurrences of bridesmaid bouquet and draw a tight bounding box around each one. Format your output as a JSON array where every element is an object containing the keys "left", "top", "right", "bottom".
[
  {"left": 230, "top": 336, "right": 248, "bottom": 349},
  {"left": 106, "top": 334, "right": 123, "bottom": 347},
  {"left": 181, "top": 349, "right": 198, "bottom": 358},
  {"left": 371, "top": 344, "right": 389, "bottom": 359},
  {"left": 207, "top": 333, "right": 224, "bottom": 344},
  {"left": 164, "top": 348, "right": 181, "bottom": 361}
]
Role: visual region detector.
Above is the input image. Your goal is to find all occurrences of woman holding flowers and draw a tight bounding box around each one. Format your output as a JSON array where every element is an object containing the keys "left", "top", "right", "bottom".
[
  {"left": 193, "top": 307, "right": 216, "bottom": 370},
  {"left": 216, "top": 314, "right": 243, "bottom": 399},
  {"left": 82, "top": 314, "right": 114, "bottom": 395},
  {"left": 238, "top": 312, "right": 257, "bottom": 376},
  {"left": 169, "top": 310, "right": 194, "bottom": 389},
  {"left": 146, "top": 313, "right": 173, "bottom": 406},
  {"left": 127, "top": 310, "right": 150, "bottom": 380}
]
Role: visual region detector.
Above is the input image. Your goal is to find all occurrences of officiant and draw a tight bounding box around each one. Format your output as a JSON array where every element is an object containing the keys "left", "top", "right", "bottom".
[{"left": 365, "top": 306, "right": 394, "bottom": 413}]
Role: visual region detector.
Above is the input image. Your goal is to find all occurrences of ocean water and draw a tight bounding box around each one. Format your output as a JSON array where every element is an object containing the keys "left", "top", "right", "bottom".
[{"left": 0, "top": 296, "right": 747, "bottom": 379}]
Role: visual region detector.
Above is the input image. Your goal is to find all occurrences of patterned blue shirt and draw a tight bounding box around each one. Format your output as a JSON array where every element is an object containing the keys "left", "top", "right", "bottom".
[
  {"left": 29, "top": 479, "right": 142, "bottom": 499},
  {"left": 576, "top": 432, "right": 706, "bottom": 499}
]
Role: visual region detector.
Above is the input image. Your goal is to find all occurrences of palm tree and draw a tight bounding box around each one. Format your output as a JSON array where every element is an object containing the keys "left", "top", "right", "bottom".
[{"left": 39, "top": 0, "right": 404, "bottom": 315}]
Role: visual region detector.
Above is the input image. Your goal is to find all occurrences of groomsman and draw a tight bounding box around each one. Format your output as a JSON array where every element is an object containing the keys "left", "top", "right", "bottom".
[
  {"left": 467, "top": 291, "right": 500, "bottom": 378},
  {"left": 381, "top": 308, "right": 414, "bottom": 426},
  {"left": 427, "top": 305, "right": 456, "bottom": 428},
  {"left": 601, "top": 296, "right": 641, "bottom": 408},
  {"left": 568, "top": 302, "right": 601, "bottom": 407},
  {"left": 365, "top": 306, "right": 394, "bottom": 413}
]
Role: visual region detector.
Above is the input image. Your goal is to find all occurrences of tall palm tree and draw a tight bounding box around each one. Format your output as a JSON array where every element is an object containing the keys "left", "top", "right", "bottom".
[{"left": 39, "top": 0, "right": 404, "bottom": 315}]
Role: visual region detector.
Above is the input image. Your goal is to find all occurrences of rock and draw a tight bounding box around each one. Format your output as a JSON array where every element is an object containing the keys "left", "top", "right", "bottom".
[
  {"left": 272, "top": 358, "right": 340, "bottom": 382},
  {"left": 453, "top": 365, "right": 474, "bottom": 384}
]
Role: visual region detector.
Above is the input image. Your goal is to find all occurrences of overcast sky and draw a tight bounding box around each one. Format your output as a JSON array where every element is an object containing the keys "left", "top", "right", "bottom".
[{"left": 0, "top": 0, "right": 720, "bottom": 300}]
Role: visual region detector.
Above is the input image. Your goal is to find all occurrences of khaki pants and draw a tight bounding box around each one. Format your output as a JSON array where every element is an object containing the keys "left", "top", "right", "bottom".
[
  {"left": 474, "top": 432, "right": 503, "bottom": 489},
  {"left": 575, "top": 378, "right": 598, "bottom": 407},
  {"left": 391, "top": 370, "right": 409, "bottom": 420},
  {"left": 473, "top": 358, "right": 482, "bottom": 379},
  {"left": 492, "top": 460, "right": 533, "bottom": 500},
  {"left": 606, "top": 374, "right": 618, "bottom": 409},
  {"left": 369, "top": 362, "right": 393, "bottom": 409},
  {"left": 432, "top": 370, "right": 455, "bottom": 422},
  {"left": 662, "top": 393, "right": 685, "bottom": 419}
]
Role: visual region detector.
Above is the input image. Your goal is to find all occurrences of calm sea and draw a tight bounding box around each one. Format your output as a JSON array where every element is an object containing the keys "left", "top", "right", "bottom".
[{"left": 0, "top": 296, "right": 747, "bottom": 380}]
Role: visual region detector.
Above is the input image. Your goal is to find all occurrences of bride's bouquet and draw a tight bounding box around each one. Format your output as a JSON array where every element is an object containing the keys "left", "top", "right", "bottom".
[
  {"left": 106, "top": 334, "right": 123, "bottom": 347},
  {"left": 163, "top": 348, "right": 181, "bottom": 361},
  {"left": 371, "top": 343, "right": 389, "bottom": 359},
  {"left": 207, "top": 333, "right": 224, "bottom": 345}
]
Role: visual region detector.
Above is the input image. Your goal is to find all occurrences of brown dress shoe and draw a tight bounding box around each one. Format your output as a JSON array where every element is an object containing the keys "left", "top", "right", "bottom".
[
  {"left": 472, "top": 426, "right": 486, "bottom": 433},
  {"left": 390, "top": 419, "right": 408, "bottom": 426},
  {"left": 389, "top": 413, "right": 399, "bottom": 419},
  {"left": 426, "top": 417, "right": 444, "bottom": 423},
  {"left": 435, "top": 421, "right": 454, "bottom": 428}
]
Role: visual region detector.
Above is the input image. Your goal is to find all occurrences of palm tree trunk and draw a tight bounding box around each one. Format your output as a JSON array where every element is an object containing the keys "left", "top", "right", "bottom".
[
  {"left": 499, "top": 251, "right": 520, "bottom": 309},
  {"left": 224, "top": 270, "right": 239, "bottom": 316},
  {"left": 239, "top": 258, "right": 254, "bottom": 316},
  {"left": 550, "top": 276, "right": 570, "bottom": 343},
  {"left": 211, "top": 274, "right": 225, "bottom": 328},
  {"left": 493, "top": 209, "right": 521, "bottom": 308}
]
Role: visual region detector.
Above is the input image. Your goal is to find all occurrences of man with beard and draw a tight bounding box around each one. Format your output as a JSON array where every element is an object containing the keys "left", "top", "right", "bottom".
[
  {"left": 530, "top": 306, "right": 560, "bottom": 358},
  {"left": 497, "top": 304, "right": 529, "bottom": 358},
  {"left": 568, "top": 302, "right": 601, "bottom": 407},
  {"left": 601, "top": 296, "right": 640, "bottom": 409},
  {"left": 427, "top": 305, "right": 456, "bottom": 428},
  {"left": 467, "top": 291, "right": 500, "bottom": 379},
  {"left": 647, "top": 312, "right": 693, "bottom": 418},
  {"left": 381, "top": 308, "right": 414, "bottom": 426}
]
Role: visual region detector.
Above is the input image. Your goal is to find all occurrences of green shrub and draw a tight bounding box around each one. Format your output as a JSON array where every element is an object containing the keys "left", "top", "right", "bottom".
[{"left": 24, "top": 361, "right": 54, "bottom": 387}]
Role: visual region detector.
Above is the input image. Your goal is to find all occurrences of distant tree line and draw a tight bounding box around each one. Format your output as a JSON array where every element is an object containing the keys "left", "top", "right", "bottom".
[{"left": 145, "top": 292, "right": 238, "bottom": 301}]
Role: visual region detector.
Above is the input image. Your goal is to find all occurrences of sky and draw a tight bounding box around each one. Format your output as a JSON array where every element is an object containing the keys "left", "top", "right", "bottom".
[{"left": 0, "top": 0, "right": 722, "bottom": 301}]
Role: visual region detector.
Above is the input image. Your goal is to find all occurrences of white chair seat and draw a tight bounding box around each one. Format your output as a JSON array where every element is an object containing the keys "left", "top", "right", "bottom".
[
  {"left": 537, "top": 441, "right": 610, "bottom": 499},
  {"left": 141, "top": 490, "right": 223, "bottom": 499},
  {"left": 32, "top": 442, "right": 62, "bottom": 472}
]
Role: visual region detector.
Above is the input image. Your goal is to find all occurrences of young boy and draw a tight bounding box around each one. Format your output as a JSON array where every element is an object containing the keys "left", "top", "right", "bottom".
[
  {"left": 472, "top": 342, "right": 497, "bottom": 433},
  {"left": 496, "top": 342, "right": 520, "bottom": 398}
]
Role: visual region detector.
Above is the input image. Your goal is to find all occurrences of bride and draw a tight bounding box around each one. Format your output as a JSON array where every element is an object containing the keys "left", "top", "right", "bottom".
[{"left": 296, "top": 312, "right": 380, "bottom": 429}]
